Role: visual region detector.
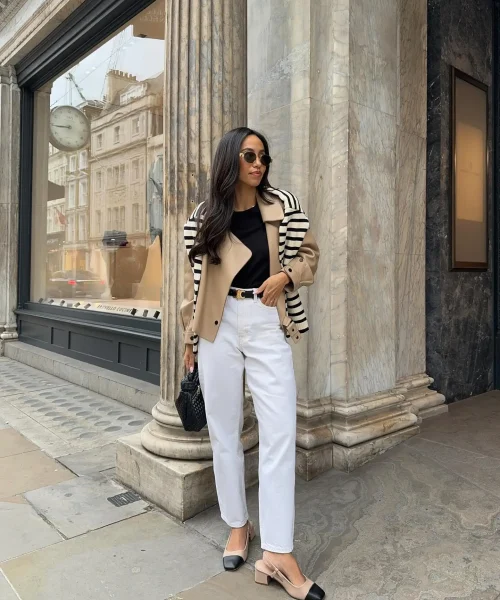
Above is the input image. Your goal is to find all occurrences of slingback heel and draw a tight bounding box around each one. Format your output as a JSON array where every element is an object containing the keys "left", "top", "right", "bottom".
[
  {"left": 254, "top": 558, "right": 325, "bottom": 600},
  {"left": 222, "top": 521, "right": 255, "bottom": 571}
]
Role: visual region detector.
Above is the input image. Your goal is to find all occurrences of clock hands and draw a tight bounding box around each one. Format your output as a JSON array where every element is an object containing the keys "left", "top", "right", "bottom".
[{"left": 54, "top": 125, "right": 72, "bottom": 129}]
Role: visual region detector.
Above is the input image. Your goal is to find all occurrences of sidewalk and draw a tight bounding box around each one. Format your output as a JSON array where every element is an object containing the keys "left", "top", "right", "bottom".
[{"left": 1, "top": 356, "right": 500, "bottom": 599}]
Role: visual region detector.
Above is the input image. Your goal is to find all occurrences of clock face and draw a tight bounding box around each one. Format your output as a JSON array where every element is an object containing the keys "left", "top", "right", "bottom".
[{"left": 49, "top": 106, "right": 90, "bottom": 152}]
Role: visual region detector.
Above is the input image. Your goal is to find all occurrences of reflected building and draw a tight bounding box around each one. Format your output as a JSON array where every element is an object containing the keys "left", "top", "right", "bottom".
[{"left": 87, "top": 69, "right": 164, "bottom": 303}]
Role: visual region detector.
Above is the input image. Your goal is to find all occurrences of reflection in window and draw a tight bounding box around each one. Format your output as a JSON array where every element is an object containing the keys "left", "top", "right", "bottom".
[
  {"left": 80, "top": 151, "right": 88, "bottom": 169},
  {"left": 132, "top": 117, "right": 140, "bottom": 136},
  {"left": 33, "top": 1, "right": 165, "bottom": 312},
  {"left": 68, "top": 183, "right": 75, "bottom": 208},
  {"left": 79, "top": 180, "right": 87, "bottom": 206}
]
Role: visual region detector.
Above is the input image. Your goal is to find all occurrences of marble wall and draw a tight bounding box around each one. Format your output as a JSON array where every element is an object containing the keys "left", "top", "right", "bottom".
[
  {"left": 426, "top": 0, "right": 494, "bottom": 402},
  {"left": 247, "top": 0, "right": 311, "bottom": 401}
]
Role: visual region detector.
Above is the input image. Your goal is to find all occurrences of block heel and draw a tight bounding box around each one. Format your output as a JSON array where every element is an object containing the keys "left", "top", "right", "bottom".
[{"left": 255, "top": 561, "right": 271, "bottom": 585}]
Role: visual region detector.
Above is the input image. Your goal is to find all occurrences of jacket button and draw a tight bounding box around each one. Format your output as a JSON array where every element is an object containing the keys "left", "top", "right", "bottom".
[
  {"left": 299, "top": 257, "right": 304, "bottom": 262},
  {"left": 190, "top": 336, "right": 194, "bottom": 341},
  {"left": 288, "top": 268, "right": 292, "bottom": 272},
  {"left": 215, "top": 320, "right": 219, "bottom": 325}
]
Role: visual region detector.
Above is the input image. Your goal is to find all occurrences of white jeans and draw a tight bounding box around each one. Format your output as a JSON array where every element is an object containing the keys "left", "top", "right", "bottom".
[{"left": 198, "top": 293, "right": 297, "bottom": 553}]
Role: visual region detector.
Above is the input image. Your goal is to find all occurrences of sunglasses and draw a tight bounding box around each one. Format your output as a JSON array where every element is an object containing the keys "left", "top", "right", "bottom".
[{"left": 239, "top": 151, "right": 273, "bottom": 167}]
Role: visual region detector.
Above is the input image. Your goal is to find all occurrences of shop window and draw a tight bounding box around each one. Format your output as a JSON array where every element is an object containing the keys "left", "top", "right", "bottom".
[
  {"left": 31, "top": 3, "right": 164, "bottom": 317},
  {"left": 67, "top": 215, "right": 75, "bottom": 242},
  {"left": 95, "top": 210, "right": 102, "bottom": 236},
  {"left": 79, "top": 180, "right": 88, "bottom": 206},
  {"left": 78, "top": 215, "right": 86, "bottom": 241},
  {"left": 79, "top": 151, "right": 88, "bottom": 170},
  {"left": 132, "top": 203, "right": 139, "bottom": 231},
  {"left": 68, "top": 182, "right": 76, "bottom": 208},
  {"left": 132, "top": 117, "right": 140, "bottom": 136},
  {"left": 132, "top": 158, "right": 140, "bottom": 181}
]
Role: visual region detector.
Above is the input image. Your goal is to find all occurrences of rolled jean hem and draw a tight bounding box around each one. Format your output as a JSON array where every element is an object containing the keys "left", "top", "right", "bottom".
[
  {"left": 221, "top": 514, "right": 249, "bottom": 529},
  {"left": 261, "top": 542, "right": 294, "bottom": 553}
]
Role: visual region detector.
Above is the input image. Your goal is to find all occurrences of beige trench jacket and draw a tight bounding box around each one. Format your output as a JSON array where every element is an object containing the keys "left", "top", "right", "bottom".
[{"left": 180, "top": 194, "right": 319, "bottom": 346}]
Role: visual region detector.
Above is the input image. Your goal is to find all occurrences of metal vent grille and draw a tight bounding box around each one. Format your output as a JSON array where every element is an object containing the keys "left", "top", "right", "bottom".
[{"left": 107, "top": 490, "right": 142, "bottom": 507}]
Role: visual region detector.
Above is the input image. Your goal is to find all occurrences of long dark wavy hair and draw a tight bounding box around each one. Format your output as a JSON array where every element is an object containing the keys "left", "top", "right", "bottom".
[{"left": 189, "top": 127, "right": 273, "bottom": 265}]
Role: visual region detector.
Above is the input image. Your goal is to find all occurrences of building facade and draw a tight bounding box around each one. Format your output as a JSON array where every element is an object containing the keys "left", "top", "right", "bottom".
[{"left": 0, "top": 0, "right": 498, "bottom": 519}]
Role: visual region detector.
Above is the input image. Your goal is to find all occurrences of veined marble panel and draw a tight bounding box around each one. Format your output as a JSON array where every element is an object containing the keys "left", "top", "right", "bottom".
[
  {"left": 347, "top": 250, "right": 396, "bottom": 399},
  {"left": 349, "top": 0, "right": 398, "bottom": 116},
  {"left": 250, "top": 98, "right": 311, "bottom": 400},
  {"left": 398, "top": 0, "right": 427, "bottom": 137},
  {"left": 310, "top": 0, "right": 349, "bottom": 105},
  {"left": 397, "top": 252, "right": 426, "bottom": 380},
  {"left": 250, "top": 98, "right": 311, "bottom": 203},
  {"left": 348, "top": 101, "right": 396, "bottom": 256},
  {"left": 397, "top": 130, "right": 426, "bottom": 257},
  {"left": 248, "top": 0, "right": 310, "bottom": 116}
]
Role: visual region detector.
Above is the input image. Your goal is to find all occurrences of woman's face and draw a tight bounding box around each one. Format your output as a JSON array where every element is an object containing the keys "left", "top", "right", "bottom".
[{"left": 238, "top": 135, "right": 266, "bottom": 188}]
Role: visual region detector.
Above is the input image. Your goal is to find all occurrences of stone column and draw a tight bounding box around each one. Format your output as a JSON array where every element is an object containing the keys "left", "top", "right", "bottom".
[
  {"left": 117, "top": 0, "right": 256, "bottom": 521},
  {"left": 248, "top": 0, "right": 446, "bottom": 480},
  {"left": 0, "top": 66, "right": 20, "bottom": 350},
  {"left": 393, "top": 0, "right": 446, "bottom": 418}
]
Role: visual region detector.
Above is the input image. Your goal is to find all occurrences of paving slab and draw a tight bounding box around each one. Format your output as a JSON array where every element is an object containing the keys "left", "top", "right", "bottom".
[
  {"left": 0, "top": 450, "right": 75, "bottom": 498},
  {"left": 2, "top": 386, "right": 149, "bottom": 451},
  {"left": 173, "top": 567, "right": 289, "bottom": 599},
  {"left": 0, "top": 495, "right": 62, "bottom": 562},
  {"left": 0, "top": 417, "right": 9, "bottom": 430},
  {"left": 56, "top": 442, "right": 117, "bottom": 475},
  {"left": 405, "top": 436, "right": 500, "bottom": 500},
  {"left": 0, "top": 399, "right": 74, "bottom": 457},
  {"left": 25, "top": 475, "right": 149, "bottom": 538},
  {"left": 0, "top": 361, "right": 66, "bottom": 396},
  {"left": 0, "top": 428, "right": 39, "bottom": 458},
  {"left": 1, "top": 511, "right": 223, "bottom": 600},
  {"left": 0, "top": 571, "right": 19, "bottom": 600},
  {"left": 188, "top": 440, "right": 500, "bottom": 599}
]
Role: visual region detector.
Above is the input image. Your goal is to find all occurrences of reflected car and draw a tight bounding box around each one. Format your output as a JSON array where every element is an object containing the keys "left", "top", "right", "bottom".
[{"left": 47, "top": 270, "right": 106, "bottom": 299}]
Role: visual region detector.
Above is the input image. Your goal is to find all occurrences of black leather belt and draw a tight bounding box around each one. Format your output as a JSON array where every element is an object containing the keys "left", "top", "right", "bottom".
[{"left": 228, "top": 288, "right": 263, "bottom": 300}]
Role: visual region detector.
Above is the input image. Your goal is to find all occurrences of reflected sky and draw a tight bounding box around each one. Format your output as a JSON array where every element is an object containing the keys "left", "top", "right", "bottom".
[{"left": 50, "top": 26, "right": 164, "bottom": 107}]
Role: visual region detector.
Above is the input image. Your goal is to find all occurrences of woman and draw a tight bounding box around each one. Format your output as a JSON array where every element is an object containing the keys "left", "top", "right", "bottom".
[{"left": 181, "top": 127, "right": 324, "bottom": 600}]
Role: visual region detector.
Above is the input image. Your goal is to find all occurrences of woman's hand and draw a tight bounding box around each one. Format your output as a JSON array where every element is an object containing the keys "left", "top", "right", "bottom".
[
  {"left": 184, "top": 345, "right": 195, "bottom": 373},
  {"left": 256, "top": 272, "right": 291, "bottom": 307}
]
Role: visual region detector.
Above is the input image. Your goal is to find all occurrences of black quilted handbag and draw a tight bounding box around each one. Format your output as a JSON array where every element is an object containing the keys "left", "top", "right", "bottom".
[{"left": 175, "top": 364, "right": 207, "bottom": 431}]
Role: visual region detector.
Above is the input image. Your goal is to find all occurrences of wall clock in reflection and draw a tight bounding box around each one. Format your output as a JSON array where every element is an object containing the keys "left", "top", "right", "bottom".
[{"left": 49, "top": 105, "right": 90, "bottom": 152}]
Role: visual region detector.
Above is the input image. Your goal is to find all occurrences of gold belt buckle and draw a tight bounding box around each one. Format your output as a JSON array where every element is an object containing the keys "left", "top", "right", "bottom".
[{"left": 235, "top": 289, "right": 245, "bottom": 300}]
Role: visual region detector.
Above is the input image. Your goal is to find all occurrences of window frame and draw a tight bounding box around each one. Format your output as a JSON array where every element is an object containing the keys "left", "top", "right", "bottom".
[{"left": 15, "top": 0, "right": 161, "bottom": 385}]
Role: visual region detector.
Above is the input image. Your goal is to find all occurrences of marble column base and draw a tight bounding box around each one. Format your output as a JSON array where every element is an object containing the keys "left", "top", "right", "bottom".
[
  {"left": 141, "top": 397, "right": 258, "bottom": 460},
  {"left": 116, "top": 433, "right": 259, "bottom": 521},
  {"left": 295, "top": 389, "right": 419, "bottom": 479},
  {"left": 396, "top": 373, "right": 448, "bottom": 420}
]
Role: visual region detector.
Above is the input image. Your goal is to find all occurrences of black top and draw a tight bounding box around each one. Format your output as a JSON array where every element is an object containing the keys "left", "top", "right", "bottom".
[{"left": 230, "top": 204, "right": 270, "bottom": 289}]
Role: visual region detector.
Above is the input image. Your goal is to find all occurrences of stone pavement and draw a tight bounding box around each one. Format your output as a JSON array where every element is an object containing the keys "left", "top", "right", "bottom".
[{"left": 0, "top": 355, "right": 500, "bottom": 599}]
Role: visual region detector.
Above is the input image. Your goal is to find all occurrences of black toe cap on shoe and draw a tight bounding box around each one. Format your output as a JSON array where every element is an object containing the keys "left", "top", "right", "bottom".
[
  {"left": 306, "top": 583, "right": 326, "bottom": 600},
  {"left": 223, "top": 555, "right": 245, "bottom": 571}
]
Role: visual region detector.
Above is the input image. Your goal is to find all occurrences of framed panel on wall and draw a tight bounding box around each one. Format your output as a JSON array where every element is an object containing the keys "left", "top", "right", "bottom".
[{"left": 450, "top": 66, "right": 489, "bottom": 271}]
